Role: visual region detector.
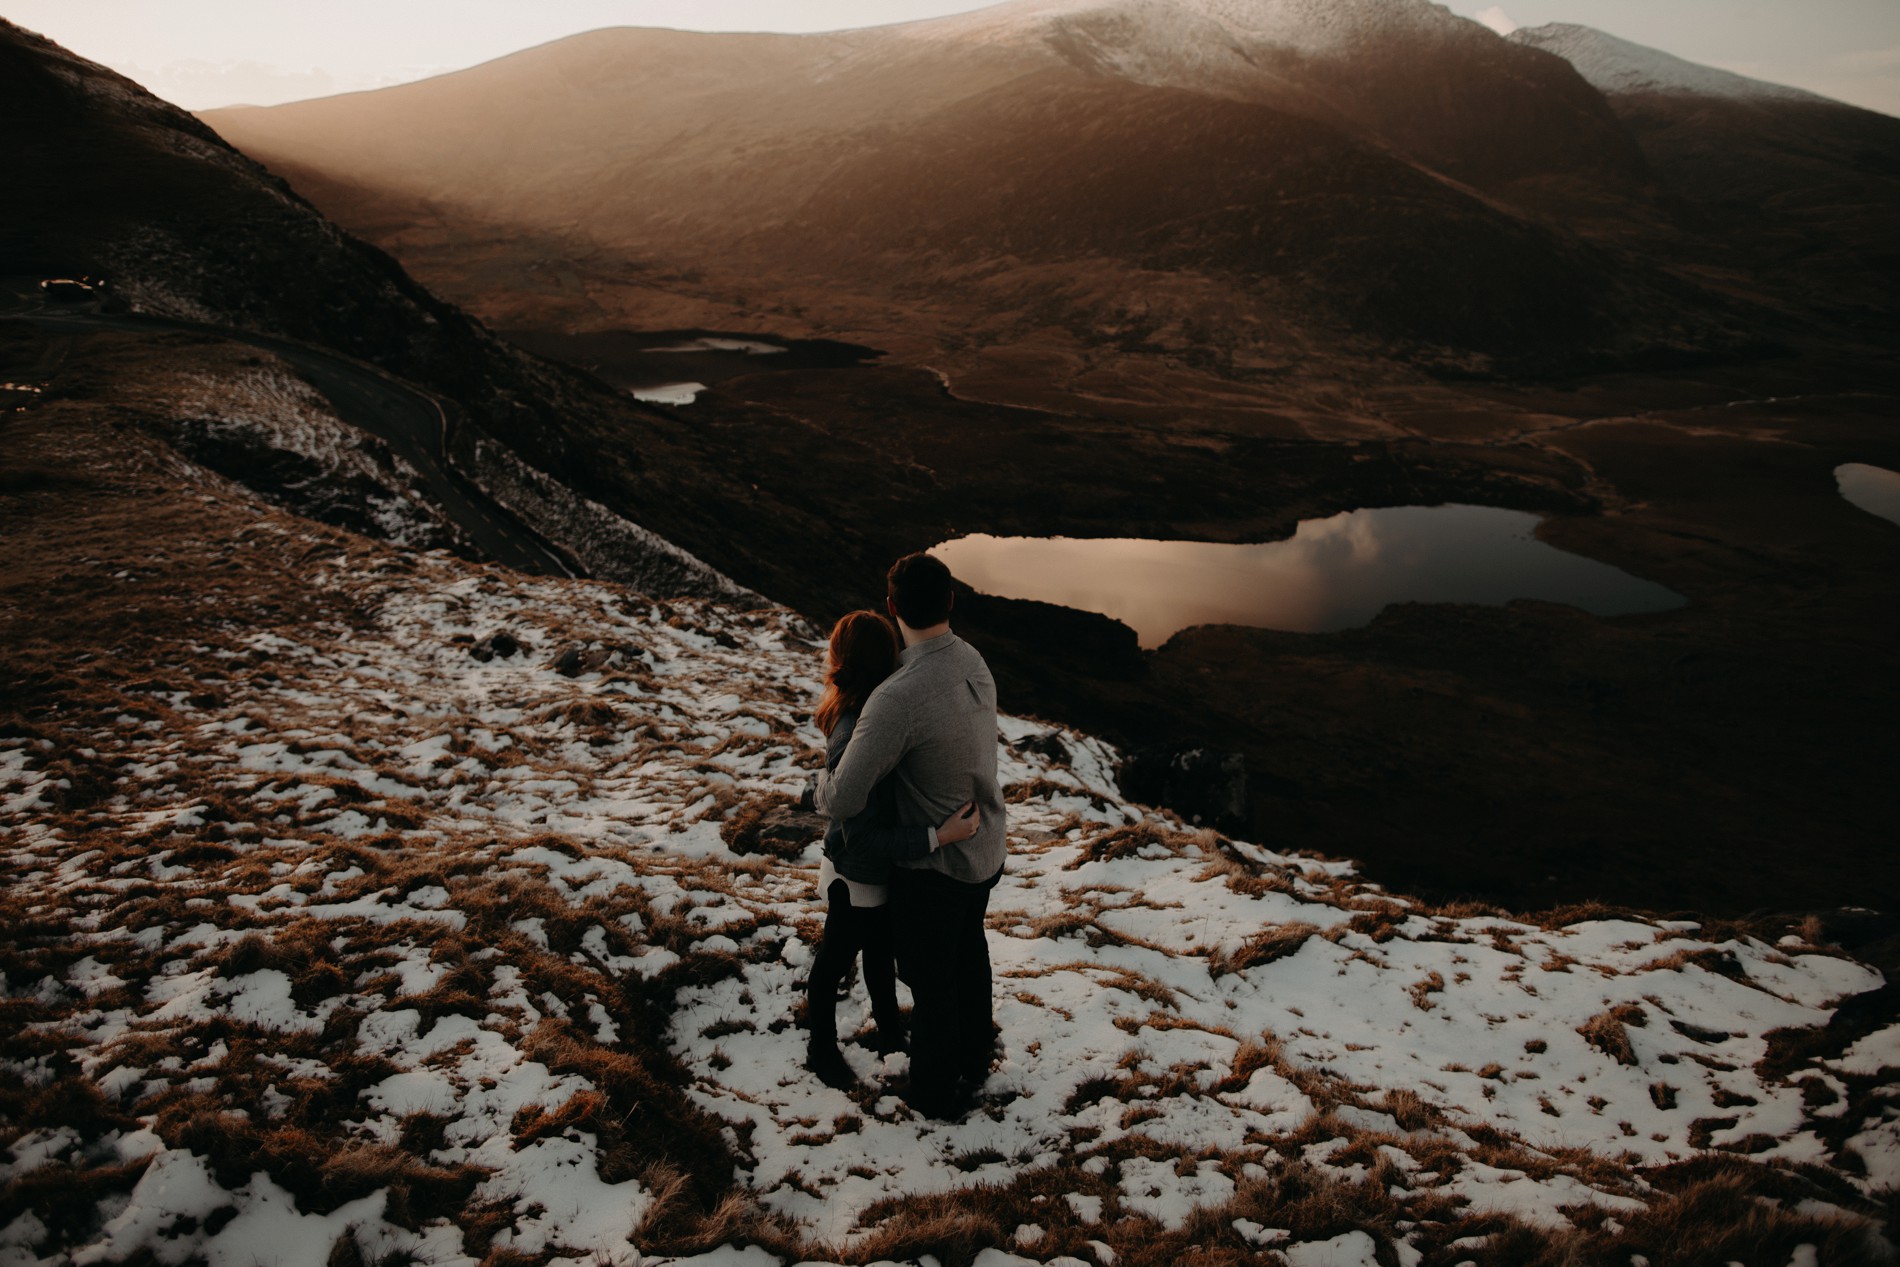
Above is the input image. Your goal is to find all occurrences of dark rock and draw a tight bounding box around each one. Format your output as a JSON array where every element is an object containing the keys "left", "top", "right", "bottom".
[
  {"left": 723, "top": 793, "right": 825, "bottom": 859},
  {"left": 470, "top": 631, "right": 520, "bottom": 662},
  {"left": 1118, "top": 746, "right": 1249, "bottom": 833},
  {"left": 957, "top": 585, "right": 1145, "bottom": 683},
  {"left": 1011, "top": 730, "right": 1071, "bottom": 765},
  {"left": 552, "top": 643, "right": 646, "bottom": 678}
]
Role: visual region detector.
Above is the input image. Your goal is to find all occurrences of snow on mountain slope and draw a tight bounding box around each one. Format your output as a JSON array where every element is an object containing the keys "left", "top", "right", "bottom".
[
  {"left": 901, "top": 0, "right": 1464, "bottom": 59},
  {"left": 1511, "top": 22, "right": 1828, "bottom": 103},
  {"left": 137, "top": 353, "right": 466, "bottom": 554},
  {"left": 2, "top": 398, "right": 1894, "bottom": 1264}
]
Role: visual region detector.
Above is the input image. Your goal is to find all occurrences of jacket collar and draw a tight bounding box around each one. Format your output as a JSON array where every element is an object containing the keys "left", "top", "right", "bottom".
[{"left": 898, "top": 630, "right": 957, "bottom": 666}]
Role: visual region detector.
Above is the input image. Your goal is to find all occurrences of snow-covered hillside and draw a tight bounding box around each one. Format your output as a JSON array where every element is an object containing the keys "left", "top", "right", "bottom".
[
  {"left": 1511, "top": 23, "right": 1828, "bottom": 103},
  {"left": 3, "top": 407, "right": 1896, "bottom": 1264},
  {"left": 893, "top": 0, "right": 1479, "bottom": 95},
  {"left": 150, "top": 360, "right": 462, "bottom": 552},
  {"left": 901, "top": 0, "right": 1462, "bottom": 57}
]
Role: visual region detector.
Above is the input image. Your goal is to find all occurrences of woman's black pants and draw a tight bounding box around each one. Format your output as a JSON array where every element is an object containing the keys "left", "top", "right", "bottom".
[{"left": 807, "top": 880, "right": 902, "bottom": 1043}]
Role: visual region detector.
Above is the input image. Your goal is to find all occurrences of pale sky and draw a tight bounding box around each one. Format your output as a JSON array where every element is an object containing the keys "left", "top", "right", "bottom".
[{"left": 3, "top": 0, "right": 1896, "bottom": 116}]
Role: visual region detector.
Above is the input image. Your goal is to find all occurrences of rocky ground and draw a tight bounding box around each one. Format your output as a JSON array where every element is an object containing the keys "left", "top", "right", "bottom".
[{"left": 3, "top": 337, "right": 1898, "bottom": 1267}]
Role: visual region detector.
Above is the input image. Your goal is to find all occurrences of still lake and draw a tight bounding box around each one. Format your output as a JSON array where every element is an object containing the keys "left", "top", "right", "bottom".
[
  {"left": 933, "top": 504, "right": 1685, "bottom": 648},
  {"left": 1836, "top": 463, "right": 1900, "bottom": 527}
]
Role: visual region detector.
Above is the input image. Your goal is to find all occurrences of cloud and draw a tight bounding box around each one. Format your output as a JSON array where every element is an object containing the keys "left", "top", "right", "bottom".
[
  {"left": 114, "top": 59, "right": 336, "bottom": 109},
  {"left": 1473, "top": 6, "right": 1517, "bottom": 36},
  {"left": 109, "top": 58, "right": 458, "bottom": 110},
  {"left": 1833, "top": 45, "right": 1900, "bottom": 72},
  {"left": 1822, "top": 46, "right": 1900, "bottom": 117}
]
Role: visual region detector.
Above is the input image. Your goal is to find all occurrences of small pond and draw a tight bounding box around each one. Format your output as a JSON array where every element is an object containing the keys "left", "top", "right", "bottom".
[
  {"left": 1836, "top": 463, "right": 1900, "bottom": 527},
  {"left": 933, "top": 504, "right": 1686, "bottom": 648},
  {"left": 501, "top": 327, "right": 882, "bottom": 402}
]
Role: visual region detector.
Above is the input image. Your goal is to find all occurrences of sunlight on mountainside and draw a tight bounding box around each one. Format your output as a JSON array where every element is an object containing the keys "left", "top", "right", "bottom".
[{"left": 6, "top": 3, "right": 1900, "bottom": 1263}]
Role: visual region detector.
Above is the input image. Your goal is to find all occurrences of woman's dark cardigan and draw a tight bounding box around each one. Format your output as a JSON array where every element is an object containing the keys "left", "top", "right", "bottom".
[{"left": 819, "top": 710, "right": 933, "bottom": 885}]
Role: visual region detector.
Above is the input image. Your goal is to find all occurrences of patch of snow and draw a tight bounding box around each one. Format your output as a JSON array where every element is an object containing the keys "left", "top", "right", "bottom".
[
  {"left": 631, "top": 381, "right": 709, "bottom": 405},
  {"left": 465, "top": 435, "right": 761, "bottom": 603},
  {"left": 1284, "top": 1230, "right": 1382, "bottom": 1267},
  {"left": 1511, "top": 23, "right": 1826, "bottom": 102},
  {"left": 1833, "top": 1023, "right": 1900, "bottom": 1076},
  {"left": 1117, "top": 1156, "right": 1235, "bottom": 1230}
]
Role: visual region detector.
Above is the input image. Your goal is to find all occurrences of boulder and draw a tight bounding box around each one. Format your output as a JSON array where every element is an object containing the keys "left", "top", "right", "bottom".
[
  {"left": 1011, "top": 729, "right": 1072, "bottom": 765},
  {"left": 1118, "top": 746, "right": 1248, "bottom": 832},
  {"left": 722, "top": 793, "right": 825, "bottom": 859},
  {"left": 469, "top": 630, "right": 520, "bottom": 662},
  {"left": 551, "top": 643, "right": 647, "bottom": 678}
]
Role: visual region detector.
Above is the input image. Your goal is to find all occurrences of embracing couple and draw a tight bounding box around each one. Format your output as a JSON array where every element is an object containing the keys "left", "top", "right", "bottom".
[{"left": 800, "top": 552, "right": 1007, "bottom": 1120}]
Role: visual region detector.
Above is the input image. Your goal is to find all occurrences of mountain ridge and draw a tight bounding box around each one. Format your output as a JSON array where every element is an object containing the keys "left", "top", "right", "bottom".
[
  {"left": 200, "top": 0, "right": 1761, "bottom": 377},
  {"left": 1512, "top": 21, "right": 1834, "bottom": 106},
  {"left": 0, "top": 17, "right": 769, "bottom": 602},
  {"left": 1509, "top": 19, "right": 1900, "bottom": 327}
]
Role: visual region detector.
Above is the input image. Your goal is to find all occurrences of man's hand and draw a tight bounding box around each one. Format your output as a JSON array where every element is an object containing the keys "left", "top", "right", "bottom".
[{"left": 934, "top": 801, "right": 979, "bottom": 848}]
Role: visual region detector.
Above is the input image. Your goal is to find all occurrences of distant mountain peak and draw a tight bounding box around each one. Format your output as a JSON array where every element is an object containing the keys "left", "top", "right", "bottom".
[
  {"left": 904, "top": 0, "right": 1467, "bottom": 54},
  {"left": 1510, "top": 22, "right": 1826, "bottom": 104}
]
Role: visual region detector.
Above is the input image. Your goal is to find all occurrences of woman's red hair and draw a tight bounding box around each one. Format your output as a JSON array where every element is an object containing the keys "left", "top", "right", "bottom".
[{"left": 815, "top": 610, "right": 899, "bottom": 737}]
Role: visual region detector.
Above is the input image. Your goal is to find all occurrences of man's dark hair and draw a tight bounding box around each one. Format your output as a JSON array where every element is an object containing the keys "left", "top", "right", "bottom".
[{"left": 887, "top": 552, "right": 955, "bottom": 629}]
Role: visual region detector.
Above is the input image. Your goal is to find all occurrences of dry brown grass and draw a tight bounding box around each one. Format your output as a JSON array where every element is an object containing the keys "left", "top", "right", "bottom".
[
  {"left": 1606, "top": 1165, "right": 1884, "bottom": 1267},
  {"left": 1380, "top": 1086, "right": 1434, "bottom": 1132},
  {"left": 1211, "top": 920, "right": 1324, "bottom": 976},
  {"left": 1063, "top": 820, "right": 1200, "bottom": 869},
  {"left": 833, "top": 1195, "right": 1011, "bottom": 1267},
  {"left": 1577, "top": 1003, "right": 1649, "bottom": 1067},
  {"left": 0, "top": 1155, "right": 155, "bottom": 1250},
  {"left": 518, "top": 1019, "right": 732, "bottom": 1197},
  {"left": 1408, "top": 971, "right": 1446, "bottom": 1011}
]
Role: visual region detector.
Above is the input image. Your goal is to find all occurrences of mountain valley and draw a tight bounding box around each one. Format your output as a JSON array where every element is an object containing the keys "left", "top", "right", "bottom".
[
  {"left": 8, "top": 3, "right": 1900, "bottom": 1262},
  {"left": 181, "top": 1, "right": 1900, "bottom": 917}
]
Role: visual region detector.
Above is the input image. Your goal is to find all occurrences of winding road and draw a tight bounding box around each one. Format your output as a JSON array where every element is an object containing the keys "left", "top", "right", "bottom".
[{"left": 1, "top": 282, "right": 575, "bottom": 577}]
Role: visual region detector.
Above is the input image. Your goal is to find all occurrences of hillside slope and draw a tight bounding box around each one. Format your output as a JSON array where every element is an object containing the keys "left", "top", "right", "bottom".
[
  {"left": 1513, "top": 23, "right": 1900, "bottom": 326},
  {"left": 0, "top": 18, "right": 785, "bottom": 602},
  {"left": 200, "top": 0, "right": 1747, "bottom": 374},
  {"left": 3, "top": 329, "right": 1896, "bottom": 1267}
]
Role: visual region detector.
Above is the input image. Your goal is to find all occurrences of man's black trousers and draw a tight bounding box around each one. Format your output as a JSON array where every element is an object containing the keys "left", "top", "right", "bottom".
[{"left": 892, "top": 865, "right": 1001, "bottom": 1111}]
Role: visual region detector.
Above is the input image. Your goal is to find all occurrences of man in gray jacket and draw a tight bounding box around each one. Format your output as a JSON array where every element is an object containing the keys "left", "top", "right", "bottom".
[{"left": 811, "top": 553, "right": 1006, "bottom": 1118}]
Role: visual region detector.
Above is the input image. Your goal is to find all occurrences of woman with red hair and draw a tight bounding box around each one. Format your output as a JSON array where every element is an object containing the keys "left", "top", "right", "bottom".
[{"left": 803, "top": 609, "right": 977, "bottom": 1088}]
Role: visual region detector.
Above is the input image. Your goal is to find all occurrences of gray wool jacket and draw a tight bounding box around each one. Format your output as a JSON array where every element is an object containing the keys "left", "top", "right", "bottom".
[{"left": 812, "top": 631, "right": 1007, "bottom": 883}]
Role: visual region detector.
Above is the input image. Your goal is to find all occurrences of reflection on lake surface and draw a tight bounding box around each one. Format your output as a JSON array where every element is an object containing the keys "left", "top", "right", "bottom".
[
  {"left": 646, "top": 337, "right": 786, "bottom": 355},
  {"left": 1836, "top": 463, "right": 1900, "bottom": 527},
  {"left": 934, "top": 505, "right": 1686, "bottom": 647},
  {"left": 630, "top": 382, "right": 706, "bottom": 406}
]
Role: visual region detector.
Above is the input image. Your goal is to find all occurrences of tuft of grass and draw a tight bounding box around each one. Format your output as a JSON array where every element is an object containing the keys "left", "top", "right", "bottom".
[
  {"left": 1408, "top": 971, "right": 1446, "bottom": 1011},
  {"left": 1213, "top": 921, "right": 1322, "bottom": 976},
  {"left": 1063, "top": 820, "right": 1198, "bottom": 869},
  {"left": 844, "top": 1190, "right": 1012, "bottom": 1267},
  {"left": 1578, "top": 1003, "right": 1648, "bottom": 1067}
]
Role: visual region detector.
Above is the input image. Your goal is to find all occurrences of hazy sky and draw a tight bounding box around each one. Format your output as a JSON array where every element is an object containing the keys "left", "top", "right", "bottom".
[{"left": 4, "top": 0, "right": 1896, "bottom": 115}]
